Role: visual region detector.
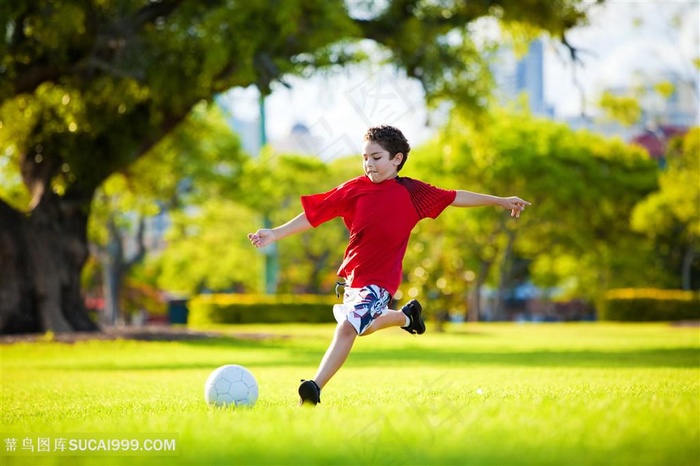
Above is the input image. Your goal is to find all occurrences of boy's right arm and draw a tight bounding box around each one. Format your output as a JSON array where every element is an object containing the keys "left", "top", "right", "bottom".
[
  {"left": 451, "top": 190, "right": 531, "bottom": 218},
  {"left": 247, "top": 213, "right": 312, "bottom": 248}
]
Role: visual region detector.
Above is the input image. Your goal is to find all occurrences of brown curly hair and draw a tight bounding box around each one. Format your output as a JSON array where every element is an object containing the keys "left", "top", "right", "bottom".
[{"left": 363, "top": 125, "right": 411, "bottom": 172}]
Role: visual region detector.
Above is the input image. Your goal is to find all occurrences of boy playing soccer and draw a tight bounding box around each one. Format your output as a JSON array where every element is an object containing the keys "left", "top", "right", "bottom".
[{"left": 248, "top": 125, "right": 530, "bottom": 405}]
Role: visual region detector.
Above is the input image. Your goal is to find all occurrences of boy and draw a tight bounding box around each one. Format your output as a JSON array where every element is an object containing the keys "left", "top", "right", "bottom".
[{"left": 248, "top": 125, "right": 530, "bottom": 405}]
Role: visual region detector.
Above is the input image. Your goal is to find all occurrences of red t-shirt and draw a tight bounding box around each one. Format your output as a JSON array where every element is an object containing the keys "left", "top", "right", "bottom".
[{"left": 300, "top": 175, "right": 456, "bottom": 296}]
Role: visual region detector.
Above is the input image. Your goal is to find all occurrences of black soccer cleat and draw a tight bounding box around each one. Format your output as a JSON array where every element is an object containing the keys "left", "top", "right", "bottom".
[
  {"left": 298, "top": 379, "right": 321, "bottom": 406},
  {"left": 401, "top": 299, "right": 426, "bottom": 335}
]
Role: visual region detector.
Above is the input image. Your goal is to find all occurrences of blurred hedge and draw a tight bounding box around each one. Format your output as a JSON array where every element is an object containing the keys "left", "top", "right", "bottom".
[
  {"left": 600, "top": 289, "right": 700, "bottom": 322},
  {"left": 188, "top": 294, "right": 339, "bottom": 325}
]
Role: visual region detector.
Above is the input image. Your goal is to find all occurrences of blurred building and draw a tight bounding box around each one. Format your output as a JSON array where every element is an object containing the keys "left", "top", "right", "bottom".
[
  {"left": 270, "top": 122, "right": 318, "bottom": 156},
  {"left": 492, "top": 39, "right": 697, "bottom": 160},
  {"left": 630, "top": 124, "right": 689, "bottom": 167},
  {"left": 492, "top": 39, "right": 555, "bottom": 118}
]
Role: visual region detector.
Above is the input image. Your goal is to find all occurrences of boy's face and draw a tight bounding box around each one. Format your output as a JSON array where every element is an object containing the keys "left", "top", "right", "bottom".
[{"left": 362, "top": 140, "right": 403, "bottom": 184}]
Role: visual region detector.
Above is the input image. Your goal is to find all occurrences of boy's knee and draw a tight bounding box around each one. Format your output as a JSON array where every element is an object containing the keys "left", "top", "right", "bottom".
[{"left": 337, "top": 320, "right": 358, "bottom": 338}]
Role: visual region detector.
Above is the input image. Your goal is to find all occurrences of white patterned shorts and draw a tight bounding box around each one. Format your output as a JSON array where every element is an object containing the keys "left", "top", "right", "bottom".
[{"left": 333, "top": 284, "right": 391, "bottom": 335}]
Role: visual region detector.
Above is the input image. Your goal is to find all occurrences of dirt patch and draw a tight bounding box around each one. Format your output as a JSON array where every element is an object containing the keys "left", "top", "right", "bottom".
[
  {"left": 671, "top": 320, "right": 700, "bottom": 327},
  {"left": 0, "top": 325, "right": 285, "bottom": 345}
]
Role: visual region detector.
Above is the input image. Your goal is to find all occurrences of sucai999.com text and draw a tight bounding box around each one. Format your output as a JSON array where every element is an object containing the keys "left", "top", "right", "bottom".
[{"left": 2, "top": 434, "right": 178, "bottom": 456}]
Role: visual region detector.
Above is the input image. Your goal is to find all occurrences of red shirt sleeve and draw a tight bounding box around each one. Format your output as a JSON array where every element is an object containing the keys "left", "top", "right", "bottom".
[
  {"left": 300, "top": 177, "right": 362, "bottom": 227},
  {"left": 397, "top": 177, "right": 456, "bottom": 219}
]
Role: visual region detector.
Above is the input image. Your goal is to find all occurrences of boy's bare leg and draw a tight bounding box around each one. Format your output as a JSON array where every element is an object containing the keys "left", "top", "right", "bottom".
[
  {"left": 313, "top": 320, "right": 358, "bottom": 389},
  {"left": 313, "top": 309, "right": 412, "bottom": 389},
  {"left": 360, "top": 310, "right": 406, "bottom": 336}
]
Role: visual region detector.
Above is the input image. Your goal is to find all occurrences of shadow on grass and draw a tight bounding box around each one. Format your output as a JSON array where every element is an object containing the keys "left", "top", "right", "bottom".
[
  {"left": 16, "top": 325, "right": 696, "bottom": 372},
  {"left": 59, "top": 334, "right": 698, "bottom": 371},
  {"left": 178, "top": 332, "right": 699, "bottom": 370}
]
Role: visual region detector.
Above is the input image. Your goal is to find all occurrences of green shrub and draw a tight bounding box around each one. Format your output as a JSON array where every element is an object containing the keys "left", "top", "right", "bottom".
[
  {"left": 600, "top": 288, "right": 700, "bottom": 321},
  {"left": 188, "top": 294, "right": 339, "bottom": 325}
]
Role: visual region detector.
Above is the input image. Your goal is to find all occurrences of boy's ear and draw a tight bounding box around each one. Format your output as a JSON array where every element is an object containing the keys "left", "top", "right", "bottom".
[{"left": 392, "top": 152, "right": 404, "bottom": 167}]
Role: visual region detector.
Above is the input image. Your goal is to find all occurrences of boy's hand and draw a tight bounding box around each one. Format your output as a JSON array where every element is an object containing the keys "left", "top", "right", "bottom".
[
  {"left": 500, "top": 196, "right": 531, "bottom": 218},
  {"left": 248, "top": 229, "right": 276, "bottom": 248}
]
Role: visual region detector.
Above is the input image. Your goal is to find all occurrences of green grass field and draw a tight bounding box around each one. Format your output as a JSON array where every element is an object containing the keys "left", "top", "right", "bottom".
[{"left": 1, "top": 322, "right": 698, "bottom": 466}]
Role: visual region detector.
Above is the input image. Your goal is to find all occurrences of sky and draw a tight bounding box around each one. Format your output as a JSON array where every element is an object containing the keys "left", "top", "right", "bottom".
[
  {"left": 221, "top": 1, "right": 700, "bottom": 159},
  {"left": 546, "top": 1, "right": 699, "bottom": 116}
]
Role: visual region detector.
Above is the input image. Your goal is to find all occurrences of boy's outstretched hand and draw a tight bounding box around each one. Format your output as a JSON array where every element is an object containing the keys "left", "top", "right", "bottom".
[
  {"left": 248, "top": 229, "right": 275, "bottom": 248},
  {"left": 501, "top": 197, "right": 531, "bottom": 218}
]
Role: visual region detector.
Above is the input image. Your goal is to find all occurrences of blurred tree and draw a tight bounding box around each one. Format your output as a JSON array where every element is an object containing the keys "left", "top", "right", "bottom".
[
  {"left": 153, "top": 199, "right": 261, "bottom": 295},
  {"left": 86, "top": 102, "right": 244, "bottom": 325},
  {"left": 597, "top": 90, "right": 643, "bottom": 127},
  {"left": 631, "top": 128, "right": 700, "bottom": 290},
  {"left": 403, "top": 107, "right": 657, "bottom": 322},
  {"left": 0, "top": 0, "right": 593, "bottom": 333},
  {"left": 156, "top": 152, "right": 353, "bottom": 296}
]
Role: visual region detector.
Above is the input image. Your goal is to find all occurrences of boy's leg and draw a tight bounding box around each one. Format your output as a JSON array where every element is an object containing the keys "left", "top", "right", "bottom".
[
  {"left": 312, "top": 320, "right": 358, "bottom": 389},
  {"left": 360, "top": 310, "right": 406, "bottom": 336},
  {"left": 316, "top": 305, "right": 416, "bottom": 375},
  {"left": 362, "top": 300, "right": 425, "bottom": 336}
]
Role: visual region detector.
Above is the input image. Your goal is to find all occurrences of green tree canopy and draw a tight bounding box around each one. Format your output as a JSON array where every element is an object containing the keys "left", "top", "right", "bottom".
[
  {"left": 631, "top": 128, "right": 700, "bottom": 290},
  {"left": 84, "top": 101, "right": 244, "bottom": 324},
  {"left": 0, "top": 0, "right": 594, "bottom": 333},
  {"left": 155, "top": 152, "right": 356, "bottom": 296},
  {"left": 403, "top": 106, "right": 658, "bottom": 320}
]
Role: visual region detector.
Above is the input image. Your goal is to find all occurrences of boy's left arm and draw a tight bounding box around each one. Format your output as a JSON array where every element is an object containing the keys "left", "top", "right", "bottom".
[{"left": 451, "top": 190, "right": 531, "bottom": 218}]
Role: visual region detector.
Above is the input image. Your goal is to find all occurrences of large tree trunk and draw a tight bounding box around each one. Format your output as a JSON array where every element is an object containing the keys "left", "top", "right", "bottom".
[
  {"left": 0, "top": 201, "right": 40, "bottom": 333},
  {"left": 0, "top": 193, "right": 99, "bottom": 334}
]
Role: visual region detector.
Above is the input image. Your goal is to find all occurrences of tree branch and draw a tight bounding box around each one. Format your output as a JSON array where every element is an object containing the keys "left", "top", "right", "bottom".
[
  {"left": 126, "top": 215, "right": 147, "bottom": 269},
  {"left": 8, "top": 0, "right": 188, "bottom": 96},
  {"left": 132, "top": 0, "right": 187, "bottom": 29}
]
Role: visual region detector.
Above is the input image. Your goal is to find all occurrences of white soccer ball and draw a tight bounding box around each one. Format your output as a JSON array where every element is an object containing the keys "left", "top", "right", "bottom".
[{"left": 204, "top": 364, "right": 259, "bottom": 408}]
